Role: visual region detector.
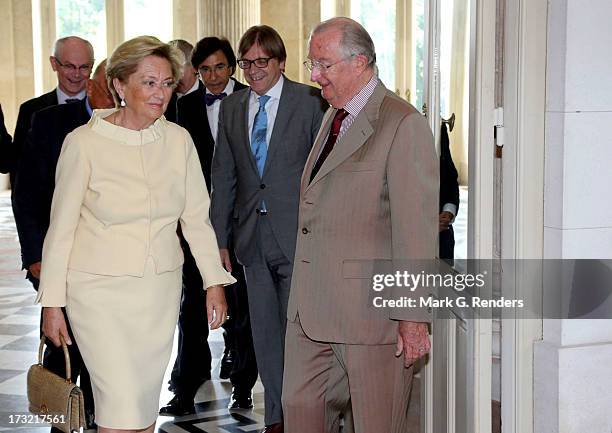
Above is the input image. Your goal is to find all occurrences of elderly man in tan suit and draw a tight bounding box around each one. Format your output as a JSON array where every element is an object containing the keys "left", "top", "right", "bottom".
[{"left": 282, "top": 17, "right": 439, "bottom": 433}]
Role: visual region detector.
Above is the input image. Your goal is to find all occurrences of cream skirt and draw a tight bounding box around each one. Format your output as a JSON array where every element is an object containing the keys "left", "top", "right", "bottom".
[{"left": 66, "top": 256, "right": 182, "bottom": 429}]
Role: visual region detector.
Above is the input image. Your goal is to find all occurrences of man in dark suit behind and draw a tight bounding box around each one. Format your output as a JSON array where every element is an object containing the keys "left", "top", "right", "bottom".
[
  {"left": 211, "top": 25, "right": 327, "bottom": 433},
  {"left": 164, "top": 39, "right": 198, "bottom": 123},
  {"left": 0, "top": 104, "right": 11, "bottom": 174},
  {"left": 10, "top": 36, "right": 94, "bottom": 184},
  {"left": 439, "top": 122, "right": 460, "bottom": 263},
  {"left": 160, "top": 36, "right": 258, "bottom": 416},
  {"left": 12, "top": 61, "right": 114, "bottom": 432}
]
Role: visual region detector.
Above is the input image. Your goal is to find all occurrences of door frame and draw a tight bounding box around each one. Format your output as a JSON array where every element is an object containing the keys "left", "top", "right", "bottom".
[
  {"left": 500, "top": 1, "right": 547, "bottom": 433},
  {"left": 421, "top": 0, "right": 497, "bottom": 431}
]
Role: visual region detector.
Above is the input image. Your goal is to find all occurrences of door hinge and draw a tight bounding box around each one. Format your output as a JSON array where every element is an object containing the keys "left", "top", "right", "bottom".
[{"left": 494, "top": 107, "right": 504, "bottom": 158}]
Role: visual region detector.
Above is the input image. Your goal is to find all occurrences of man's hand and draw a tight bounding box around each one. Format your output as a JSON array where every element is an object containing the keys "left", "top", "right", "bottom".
[
  {"left": 42, "top": 307, "right": 71, "bottom": 347},
  {"left": 28, "top": 262, "right": 42, "bottom": 279},
  {"left": 206, "top": 285, "right": 228, "bottom": 329},
  {"left": 219, "top": 248, "right": 232, "bottom": 273},
  {"left": 396, "top": 321, "right": 430, "bottom": 367},
  {"left": 439, "top": 211, "right": 453, "bottom": 232}
]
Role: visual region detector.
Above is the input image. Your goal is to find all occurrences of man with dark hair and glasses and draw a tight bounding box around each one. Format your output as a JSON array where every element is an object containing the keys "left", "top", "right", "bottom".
[
  {"left": 159, "top": 36, "right": 258, "bottom": 417},
  {"left": 210, "top": 25, "right": 327, "bottom": 433},
  {"left": 9, "top": 36, "right": 93, "bottom": 185}
]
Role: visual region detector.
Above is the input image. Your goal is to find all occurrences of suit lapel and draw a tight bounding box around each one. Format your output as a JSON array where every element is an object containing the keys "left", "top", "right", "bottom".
[
  {"left": 305, "top": 82, "right": 387, "bottom": 190},
  {"left": 301, "top": 108, "right": 334, "bottom": 193},
  {"left": 195, "top": 87, "right": 215, "bottom": 145},
  {"left": 263, "top": 77, "right": 294, "bottom": 176},
  {"left": 239, "top": 89, "right": 260, "bottom": 174}
]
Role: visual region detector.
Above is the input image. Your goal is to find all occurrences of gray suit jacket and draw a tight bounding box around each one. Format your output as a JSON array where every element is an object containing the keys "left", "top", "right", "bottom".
[{"left": 211, "top": 77, "right": 327, "bottom": 266}]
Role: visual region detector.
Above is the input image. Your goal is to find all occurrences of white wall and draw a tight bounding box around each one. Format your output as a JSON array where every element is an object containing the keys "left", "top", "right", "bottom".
[{"left": 536, "top": 1, "right": 612, "bottom": 432}]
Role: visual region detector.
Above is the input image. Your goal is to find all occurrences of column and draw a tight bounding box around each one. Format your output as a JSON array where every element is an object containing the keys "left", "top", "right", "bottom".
[
  {"left": 0, "top": 0, "right": 34, "bottom": 190},
  {"left": 536, "top": 1, "right": 612, "bottom": 432},
  {"left": 260, "top": 0, "right": 320, "bottom": 83}
]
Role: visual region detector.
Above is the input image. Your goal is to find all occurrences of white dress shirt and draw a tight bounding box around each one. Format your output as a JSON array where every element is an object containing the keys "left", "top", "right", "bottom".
[
  {"left": 176, "top": 79, "right": 200, "bottom": 99},
  {"left": 206, "top": 79, "right": 236, "bottom": 142},
  {"left": 247, "top": 75, "right": 284, "bottom": 147}
]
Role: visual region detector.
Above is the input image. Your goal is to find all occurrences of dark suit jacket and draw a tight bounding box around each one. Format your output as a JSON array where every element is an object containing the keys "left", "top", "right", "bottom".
[
  {"left": 177, "top": 79, "right": 247, "bottom": 192},
  {"left": 12, "top": 99, "right": 90, "bottom": 269},
  {"left": 211, "top": 77, "right": 327, "bottom": 266},
  {"left": 439, "top": 123, "right": 460, "bottom": 261},
  {"left": 0, "top": 104, "right": 12, "bottom": 174},
  {"left": 11, "top": 89, "right": 59, "bottom": 178},
  {"left": 439, "top": 122, "right": 459, "bottom": 214},
  {"left": 164, "top": 92, "right": 179, "bottom": 123}
]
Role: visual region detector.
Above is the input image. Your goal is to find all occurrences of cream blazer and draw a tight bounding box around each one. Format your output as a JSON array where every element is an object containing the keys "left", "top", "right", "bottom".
[{"left": 37, "top": 109, "right": 235, "bottom": 307}]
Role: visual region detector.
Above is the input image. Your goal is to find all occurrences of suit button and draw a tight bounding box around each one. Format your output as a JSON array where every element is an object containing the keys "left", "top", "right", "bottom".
[
  {"left": 302, "top": 227, "right": 309, "bottom": 234},
  {"left": 260, "top": 184, "right": 266, "bottom": 189}
]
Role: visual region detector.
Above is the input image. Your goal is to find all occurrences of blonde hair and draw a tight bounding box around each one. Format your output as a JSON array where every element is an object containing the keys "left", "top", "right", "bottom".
[{"left": 106, "top": 36, "right": 184, "bottom": 105}]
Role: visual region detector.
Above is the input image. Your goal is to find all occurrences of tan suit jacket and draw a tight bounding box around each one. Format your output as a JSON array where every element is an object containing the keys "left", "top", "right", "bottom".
[{"left": 287, "top": 82, "right": 439, "bottom": 345}]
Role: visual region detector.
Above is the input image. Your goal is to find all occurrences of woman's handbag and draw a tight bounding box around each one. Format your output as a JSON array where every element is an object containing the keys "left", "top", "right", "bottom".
[{"left": 27, "top": 336, "right": 85, "bottom": 433}]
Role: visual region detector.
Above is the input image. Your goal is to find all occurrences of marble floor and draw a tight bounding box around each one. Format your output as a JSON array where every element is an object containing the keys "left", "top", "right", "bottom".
[{"left": 0, "top": 191, "right": 265, "bottom": 432}]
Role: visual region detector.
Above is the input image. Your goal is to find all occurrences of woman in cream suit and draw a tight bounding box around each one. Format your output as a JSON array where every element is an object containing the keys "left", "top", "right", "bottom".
[{"left": 39, "top": 36, "right": 235, "bottom": 433}]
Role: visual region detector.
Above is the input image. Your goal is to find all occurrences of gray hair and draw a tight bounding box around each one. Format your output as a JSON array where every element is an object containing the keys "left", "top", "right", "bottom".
[
  {"left": 168, "top": 39, "right": 194, "bottom": 64},
  {"left": 53, "top": 36, "right": 94, "bottom": 63},
  {"left": 311, "top": 17, "right": 376, "bottom": 67}
]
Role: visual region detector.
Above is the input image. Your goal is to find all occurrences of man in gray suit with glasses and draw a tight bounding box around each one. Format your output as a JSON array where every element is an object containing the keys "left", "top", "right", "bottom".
[{"left": 211, "top": 25, "right": 326, "bottom": 433}]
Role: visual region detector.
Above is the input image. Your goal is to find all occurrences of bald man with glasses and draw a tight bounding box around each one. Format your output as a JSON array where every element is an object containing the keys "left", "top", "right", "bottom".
[{"left": 9, "top": 36, "right": 93, "bottom": 185}]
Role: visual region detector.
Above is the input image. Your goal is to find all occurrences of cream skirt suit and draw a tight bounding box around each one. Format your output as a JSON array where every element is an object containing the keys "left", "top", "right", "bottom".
[{"left": 37, "top": 109, "right": 235, "bottom": 429}]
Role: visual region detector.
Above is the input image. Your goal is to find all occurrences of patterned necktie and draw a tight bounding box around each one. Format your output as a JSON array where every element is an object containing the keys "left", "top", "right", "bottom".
[
  {"left": 310, "top": 109, "right": 349, "bottom": 182},
  {"left": 250, "top": 95, "right": 271, "bottom": 177},
  {"left": 204, "top": 92, "right": 227, "bottom": 106}
]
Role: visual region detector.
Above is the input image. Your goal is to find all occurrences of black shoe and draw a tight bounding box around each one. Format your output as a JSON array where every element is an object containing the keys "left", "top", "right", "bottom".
[
  {"left": 159, "top": 395, "right": 195, "bottom": 416},
  {"left": 220, "top": 350, "right": 234, "bottom": 380},
  {"left": 228, "top": 388, "right": 253, "bottom": 410}
]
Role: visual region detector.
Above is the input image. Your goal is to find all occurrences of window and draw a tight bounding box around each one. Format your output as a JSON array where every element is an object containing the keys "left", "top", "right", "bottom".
[
  {"left": 56, "top": 0, "right": 107, "bottom": 62},
  {"left": 412, "top": 0, "right": 425, "bottom": 111},
  {"left": 124, "top": 0, "right": 172, "bottom": 43},
  {"left": 350, "top": 0, "right": 396, "bottom": 91}
]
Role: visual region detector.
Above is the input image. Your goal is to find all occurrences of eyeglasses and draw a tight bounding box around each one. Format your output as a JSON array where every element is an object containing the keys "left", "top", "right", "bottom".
[
  {"left": 199, "top": 64, "right": 230, "bottom": 75},
  {"left": 237, "top": 57, "right": 275, "bottom": 70},
  {"left": 54, "top": 58, "right": 93, "bottom": 74},
  {"left": 303, "top": 56, "right": 353, "bottom": 73}
]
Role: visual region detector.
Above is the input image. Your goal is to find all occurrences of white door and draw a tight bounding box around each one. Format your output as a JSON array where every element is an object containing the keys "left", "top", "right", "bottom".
[{"left": 418, "top": 0, "right": 497, "bottom": 432}]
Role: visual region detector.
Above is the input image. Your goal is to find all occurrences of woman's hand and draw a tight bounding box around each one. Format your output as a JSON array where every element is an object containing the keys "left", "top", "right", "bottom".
[
  {"left": 206, "top": 285, "right": 228, "bottom": 329},
  {"left": 42, "top": 307, "right": 72, "bottom": 347}
]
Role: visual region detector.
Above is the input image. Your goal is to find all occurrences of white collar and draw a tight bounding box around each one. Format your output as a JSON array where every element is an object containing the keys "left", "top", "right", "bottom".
[
  {"left": 250, "top": 74, "right": 284, "bottom": 103},
  {"left": 56, "top": 87, "right": 86, "bottom": 104}
]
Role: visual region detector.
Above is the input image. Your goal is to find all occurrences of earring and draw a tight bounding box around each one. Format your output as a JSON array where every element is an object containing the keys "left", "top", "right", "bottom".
[{"left": 120, "top": 98, "right": 126, "bottom": 107}]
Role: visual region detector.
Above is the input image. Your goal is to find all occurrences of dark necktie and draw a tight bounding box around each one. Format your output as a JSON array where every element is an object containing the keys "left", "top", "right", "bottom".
[
  {"left": 204, "top": 92, "right": 227, "bottom": 106},
  {"left": 310, "top": 109, "right": 349, "bottom": 182},
  {"left": 64, "top": 98, "right": 80, "bottom": 104}
]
